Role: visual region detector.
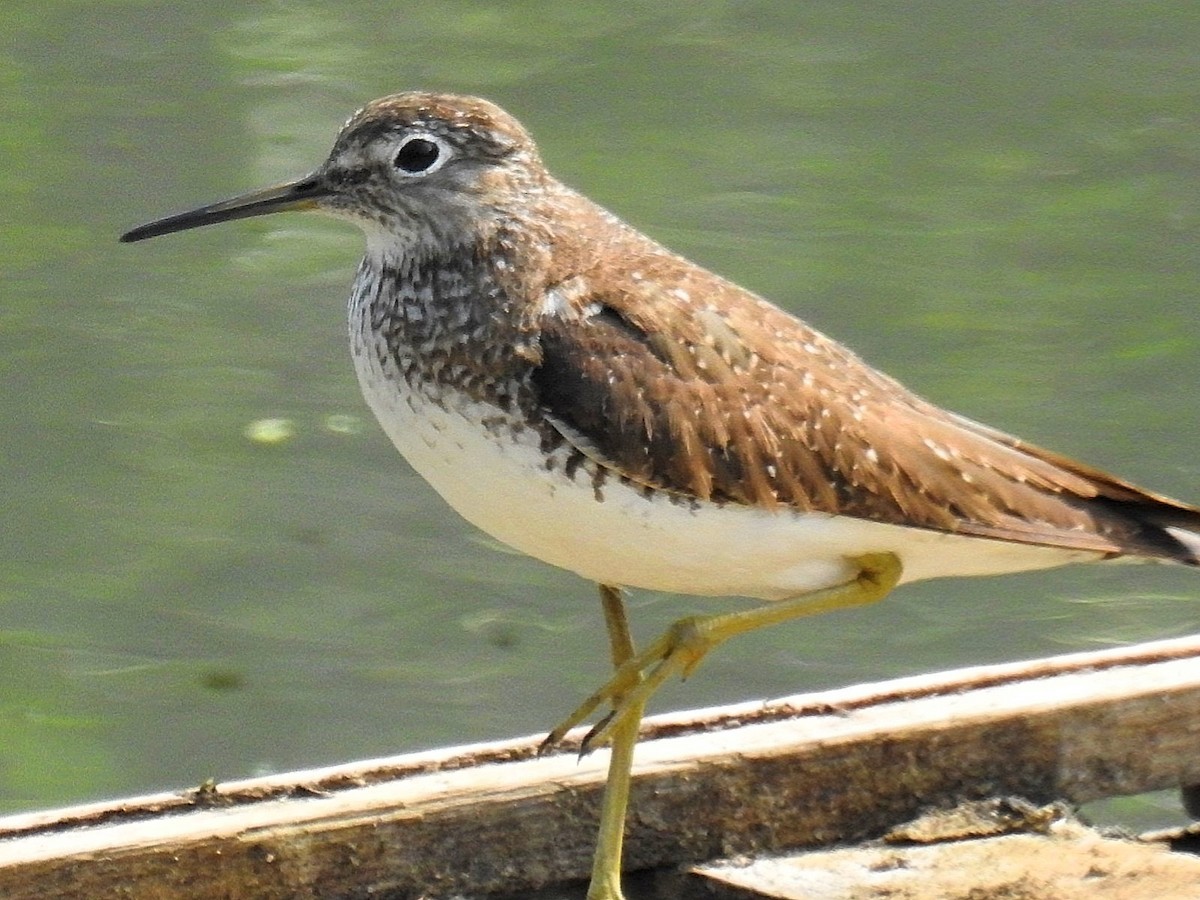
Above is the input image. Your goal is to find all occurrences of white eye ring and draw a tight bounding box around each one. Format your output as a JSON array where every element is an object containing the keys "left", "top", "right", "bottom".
[{"left": 392, "top": 133, "right": 450, "bottom": 176}]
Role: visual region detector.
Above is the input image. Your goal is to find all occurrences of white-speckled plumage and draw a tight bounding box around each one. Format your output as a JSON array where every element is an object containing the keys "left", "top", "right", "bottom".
[{"left": 347, "top": 257, "right": 1103, "bottom": 600}]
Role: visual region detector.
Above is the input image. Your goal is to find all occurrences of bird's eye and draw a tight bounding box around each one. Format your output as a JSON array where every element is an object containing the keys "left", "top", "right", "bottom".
[{"left": 393, "top": 136, "right": 444, "bottom": 175}]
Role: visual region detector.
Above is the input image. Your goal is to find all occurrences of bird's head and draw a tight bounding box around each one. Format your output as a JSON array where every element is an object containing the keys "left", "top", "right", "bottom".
[{"left": 121, "top": 92, "right": 548, "bottom": 260}]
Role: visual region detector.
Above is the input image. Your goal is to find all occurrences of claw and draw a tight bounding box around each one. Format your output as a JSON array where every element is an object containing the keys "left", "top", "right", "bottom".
[{"left": 579, "top": 710, "right": 617, "bottom": 755}]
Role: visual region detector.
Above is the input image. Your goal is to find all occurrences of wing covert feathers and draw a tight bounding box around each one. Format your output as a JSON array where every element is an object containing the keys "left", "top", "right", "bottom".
[{"left": 527, "top": 243, "right": 1200, "bottom": 565}]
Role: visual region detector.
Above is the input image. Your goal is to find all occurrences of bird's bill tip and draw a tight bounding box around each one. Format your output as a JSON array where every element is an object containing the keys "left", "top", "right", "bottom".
[{"left": 119, "top": 175, "right": 329, "bottom": 243}]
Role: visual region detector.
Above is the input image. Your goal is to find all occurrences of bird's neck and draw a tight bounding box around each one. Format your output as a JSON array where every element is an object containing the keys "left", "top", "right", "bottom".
[{"left": 348, "top": 244, "right": 539, "bottom": 407}]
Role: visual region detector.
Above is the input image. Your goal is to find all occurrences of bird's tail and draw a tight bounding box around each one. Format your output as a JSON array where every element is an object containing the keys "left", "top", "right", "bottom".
[{"left": 1163, "top": 524, "right": 1200, "bottom": 565}]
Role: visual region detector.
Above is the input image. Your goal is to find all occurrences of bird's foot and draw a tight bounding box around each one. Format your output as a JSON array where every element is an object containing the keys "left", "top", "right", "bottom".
[{"left": 539, "top": 614, "right": 719, "bottom": 757}]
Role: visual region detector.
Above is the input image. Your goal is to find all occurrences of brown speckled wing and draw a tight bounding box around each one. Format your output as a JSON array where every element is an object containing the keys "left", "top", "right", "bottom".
[{"left": 529, "top": 271, "right": 1200, "bottom": 563}]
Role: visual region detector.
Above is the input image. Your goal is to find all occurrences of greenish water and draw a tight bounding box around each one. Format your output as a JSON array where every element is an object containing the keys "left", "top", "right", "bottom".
[{"left": 3, "top": 0, "right": 1199, "bottom": 845}]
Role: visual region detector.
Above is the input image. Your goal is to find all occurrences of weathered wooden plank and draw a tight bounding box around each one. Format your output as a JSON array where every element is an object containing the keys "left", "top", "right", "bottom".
[
  {"left": 1, "top": 635, "right": 1199, "bottom": 898},
  {"left": 689, "top": 823, "right": 1200, "bottom": 899}
]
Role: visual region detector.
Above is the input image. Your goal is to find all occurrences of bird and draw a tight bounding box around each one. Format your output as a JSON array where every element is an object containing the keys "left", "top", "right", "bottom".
[{"left": 121, "top": 91, "right": 1200, "bottom": 900}]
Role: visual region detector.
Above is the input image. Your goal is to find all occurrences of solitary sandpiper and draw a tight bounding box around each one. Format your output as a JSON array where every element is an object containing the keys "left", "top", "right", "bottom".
[{"left": 122, "top": 92, "right": 1200, "bottom": 900}]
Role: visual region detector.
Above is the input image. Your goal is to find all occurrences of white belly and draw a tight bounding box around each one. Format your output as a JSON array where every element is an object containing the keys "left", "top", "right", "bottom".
[{"left": 351, "top": 351, "right": 1098, "bottom": 601}]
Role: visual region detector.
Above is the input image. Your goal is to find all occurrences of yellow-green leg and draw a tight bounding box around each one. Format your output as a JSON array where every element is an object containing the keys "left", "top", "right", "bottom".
[
  {"left": 585, "top": 583, "right": 643, "bottom": 900},
  {"left": 566, "top": 553, "right": 903, "bottom": 900},
  {"left": 547, "top": 552, "right": 903, "bottom": 755}
]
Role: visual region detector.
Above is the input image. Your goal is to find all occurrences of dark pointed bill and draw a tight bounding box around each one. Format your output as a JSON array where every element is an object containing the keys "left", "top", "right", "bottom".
[{"left": 119, "top": 175, "right": 329, "bottom": 243}]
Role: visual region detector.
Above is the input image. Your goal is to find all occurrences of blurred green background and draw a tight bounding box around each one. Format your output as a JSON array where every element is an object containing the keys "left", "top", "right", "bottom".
[{"left": 2, "top": 0, "right": 1198, "bottom": 836}]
